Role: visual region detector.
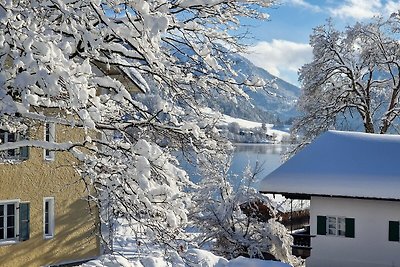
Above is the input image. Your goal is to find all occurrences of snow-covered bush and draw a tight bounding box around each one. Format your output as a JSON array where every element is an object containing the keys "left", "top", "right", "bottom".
[{"left": 192, "top": 162, "right": 303, "bottom": 267}]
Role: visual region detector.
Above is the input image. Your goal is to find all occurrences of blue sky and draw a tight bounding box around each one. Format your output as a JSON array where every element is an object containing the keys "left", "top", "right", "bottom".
[{"left": 242, "top": 0, "right": 400, "bottom": 86}]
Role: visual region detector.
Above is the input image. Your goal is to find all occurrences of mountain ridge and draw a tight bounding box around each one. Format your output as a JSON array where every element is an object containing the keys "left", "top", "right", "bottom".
[{"left": 208, "top": 52, "right": 301, "bottom": 125}]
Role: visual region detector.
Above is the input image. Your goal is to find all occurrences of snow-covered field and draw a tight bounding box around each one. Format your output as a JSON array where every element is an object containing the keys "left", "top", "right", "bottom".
[
  {"left": 219, "top": 114, "right": 289, "bottom": 139},
  {"left": 201, "top": 107, "right": 290, "bottom": 143}
]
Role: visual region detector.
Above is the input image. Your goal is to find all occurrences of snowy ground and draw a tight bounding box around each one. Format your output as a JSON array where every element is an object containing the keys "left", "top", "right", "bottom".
[
  {"left": 80, "top": 219, "right": 293, "bottom": 267},
  {"left": 81, "top": 251, "right": 292, "bottom": 267}
]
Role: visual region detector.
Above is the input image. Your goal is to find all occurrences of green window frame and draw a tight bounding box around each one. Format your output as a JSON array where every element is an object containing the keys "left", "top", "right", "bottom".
[{"left": 19, "top": 202, "right": 30, "bottom": 241}]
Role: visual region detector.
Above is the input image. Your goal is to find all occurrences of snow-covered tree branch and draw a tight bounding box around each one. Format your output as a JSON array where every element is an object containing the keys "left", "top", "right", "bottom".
[{"left": 0, "top": 0, "right": 295, "bottom": 261}]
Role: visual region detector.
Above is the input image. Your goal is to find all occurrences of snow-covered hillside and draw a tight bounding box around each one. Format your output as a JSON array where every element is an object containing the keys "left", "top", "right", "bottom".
[
  {"left": 218, "top": 113, "right": 290, "bottom": 143},
  {"left": 206, "top": 52, "right": 300, "bottom": 125}
]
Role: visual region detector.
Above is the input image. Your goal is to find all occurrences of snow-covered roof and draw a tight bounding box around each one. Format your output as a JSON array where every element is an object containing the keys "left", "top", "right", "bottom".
[{"left": 259, "top": 130, "right": 400, "bottom": 200}]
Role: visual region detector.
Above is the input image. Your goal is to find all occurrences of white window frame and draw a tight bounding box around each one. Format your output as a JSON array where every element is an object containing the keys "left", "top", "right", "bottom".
[
  {"left": 0, "top": 199, "right": 20, "bottom": 244},
  {"left": 44, "top": 122, "right": 56, "bottom": 161},
  {"left": 0, "top": 131, "right": 25, "bottom": 161},
  {"left": 43, "top": 197, "right": 55, "bottom": 239},
  {"left": 327, "top": 216, "right": 346, "bottom": 237}
]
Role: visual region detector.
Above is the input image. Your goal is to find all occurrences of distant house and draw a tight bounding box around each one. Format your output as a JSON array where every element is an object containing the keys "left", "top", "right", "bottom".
[{"left": 259, "top": 131, "right": 400, "bottom": 267}]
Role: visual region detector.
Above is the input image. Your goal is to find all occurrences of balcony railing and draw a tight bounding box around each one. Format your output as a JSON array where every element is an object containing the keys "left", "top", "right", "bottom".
[{"left": 291, "top": 227, "right": 315, "bottom": 259}]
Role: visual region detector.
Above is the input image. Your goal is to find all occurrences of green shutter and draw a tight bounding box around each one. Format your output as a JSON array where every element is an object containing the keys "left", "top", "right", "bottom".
[
  {"left": 19, "top": 146, "right": 29, "bottom": 160},
  {"left": 317, "top": 216, "right": 326, "bottom": 235},
  {"left": 19, "top": 202, "right": 30, "bottom": 241},
  {"left": 389, "top": 221, "right": 399, "bottom": 242},
  {"left": 345, "top": 218, "right": 355, "bottom": 238}
]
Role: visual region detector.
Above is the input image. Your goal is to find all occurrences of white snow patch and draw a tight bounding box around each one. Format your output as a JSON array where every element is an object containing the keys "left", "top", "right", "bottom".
[{"left": 81, "top": 251, "right": 292, "bottom": 267}]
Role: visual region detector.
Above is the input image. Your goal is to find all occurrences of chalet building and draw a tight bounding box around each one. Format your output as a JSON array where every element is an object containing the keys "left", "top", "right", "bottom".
[{"left": 260, "top": 130, "right": 400, "bottom": 267}]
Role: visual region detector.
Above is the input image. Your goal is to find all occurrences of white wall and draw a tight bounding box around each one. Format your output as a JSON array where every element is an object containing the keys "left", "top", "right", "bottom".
[{"left": 307, "top": 196, "right": 400, "bottom": 267}]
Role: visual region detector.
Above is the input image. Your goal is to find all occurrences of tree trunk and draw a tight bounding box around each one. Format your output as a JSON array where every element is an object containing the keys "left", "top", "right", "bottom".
[{"left": 364, "top": 119, "right": 375, "bottom": 133}]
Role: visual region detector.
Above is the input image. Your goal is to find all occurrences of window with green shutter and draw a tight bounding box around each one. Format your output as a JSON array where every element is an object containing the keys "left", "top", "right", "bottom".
[
  {"left": 0, "top": 201, "right": 19, "bottom": 242},
  {"left": 19, "top": 202, "right": 30, "bottom": 241},
  {"left": 319, "top": 215, "right": 355, "bottom": 238},
  {"left": 389, "top": 221, "right": 400, "bottom": 242},
  {"left": 0, "top": 131, "right": 29, "bottom": 161}
]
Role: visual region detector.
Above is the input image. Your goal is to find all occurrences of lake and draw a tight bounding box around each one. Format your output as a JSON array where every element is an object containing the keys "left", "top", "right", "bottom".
[
  {"left": 178, "top": 143, "right": 290, "bottom": 188},
  {"left": 229, "top": 143, "right": 291, "bottom": 189}
]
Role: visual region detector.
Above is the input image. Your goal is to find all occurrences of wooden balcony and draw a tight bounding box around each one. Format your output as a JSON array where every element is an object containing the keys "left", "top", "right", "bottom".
[{"left": 291, "top": 227, "right": 315, "bottom": 259}]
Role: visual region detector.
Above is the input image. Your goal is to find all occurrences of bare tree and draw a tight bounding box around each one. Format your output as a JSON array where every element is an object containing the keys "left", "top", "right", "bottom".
[{"left": 293, "top": 17, "right": 400, "bottom": 150}]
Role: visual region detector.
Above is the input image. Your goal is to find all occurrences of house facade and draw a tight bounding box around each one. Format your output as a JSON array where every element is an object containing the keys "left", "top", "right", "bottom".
[
  {"left": 260, "top": 131, "right": 400, "bottom": 267},
  {"left": 309, "top": 196, "right": 400, "bottom": 267},
  {"left": 0, "top": 122, "right": 100, "bottom": 266}
]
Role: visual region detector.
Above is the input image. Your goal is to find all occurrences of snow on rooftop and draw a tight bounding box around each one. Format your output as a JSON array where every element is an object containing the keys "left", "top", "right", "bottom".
[{"left": 259, "top": 130, "right": 400, "bottom": 200}]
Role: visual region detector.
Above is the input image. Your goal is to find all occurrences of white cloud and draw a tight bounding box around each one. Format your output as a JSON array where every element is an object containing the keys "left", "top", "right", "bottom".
[
  {"left": 242, "top": 39, "right": 313, "bottom": 85},
  {"left": 329, "top": 0, "right": 400, "bottom": 20},
  {"left": 385, "top": 1, "right": 400, "bottom": 15},
  {"left": 283, "top": 0, "right": 322, "bottom": 12}
]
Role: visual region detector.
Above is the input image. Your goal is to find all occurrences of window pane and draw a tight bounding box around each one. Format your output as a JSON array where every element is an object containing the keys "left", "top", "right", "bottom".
[
  {"left": 328, "top": 217, "right": 336, "bottom": 225},
  {"left": 0, "top": 229, "right": 3, "bottom": 240},
  {"left": 7, "top": 216, "right": 14, "bottom": 227},
  {"left": 7, "top": 133, "right": 15, "bottom": 142},
  {"left": 43, "top": 198, "right": 54, "bottom": 237},
  {"left": 327, "top": 217, "right": 337, "bottom": 235},
  {"left": 6, "top": 227, "right": 14, "bottom": 238},
  {"left": 7, "top": 149, "right": 15, "bottom": 157},
  {"left": 7, "top": 204, "right": 14, "bottom": 216},
  {"left": 45, "top": 123, "right": 50, "bottom": 142},
  {"left": 0, "top": 205, "right": 3, "bottom": 216},
  {"left": 0, "top": 219, "right": 3, "bottom": 228},
  {"left": 0, "top": 131, "right": 5, "bottom": 143}
]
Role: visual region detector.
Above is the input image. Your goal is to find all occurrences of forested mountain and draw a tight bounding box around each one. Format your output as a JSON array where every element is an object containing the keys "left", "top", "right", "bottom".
[{"left": 206, "top": 52, "right": 301, "bottom": 125}]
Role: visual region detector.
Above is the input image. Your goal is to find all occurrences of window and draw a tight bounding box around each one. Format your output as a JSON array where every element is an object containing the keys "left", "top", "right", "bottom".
[
  {"left": 43, "top": 197, "right": 55, "bottom": 238},
  {"left": 44, "top": 122, "right": 55, "bottom": 161},
  {"left": 0, "top": 200, "right": 30, "bottom": 243},
  {"left": 0, "top": 130, "right": 29, "bottom": 161},
  {"left": 327, "top": 216, "right": 346, "bottom": 236},
  {"left": 317, "top": 215, "right": 355, "bottom": 238},
  {"left": 0, "top": 202, "right": 17, "bottom": 241}
]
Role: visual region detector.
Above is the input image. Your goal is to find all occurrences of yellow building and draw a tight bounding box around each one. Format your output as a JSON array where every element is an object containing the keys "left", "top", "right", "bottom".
[
  {"left": 0, "top": 60, "right": 145, "bottom": 266},
  {"left": 0, "top": 122, "right": 100, "bottom": 267}
]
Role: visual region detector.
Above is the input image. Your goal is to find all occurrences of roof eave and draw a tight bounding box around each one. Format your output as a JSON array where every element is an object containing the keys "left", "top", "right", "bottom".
[{"left": 259, "top": 190, "right": 400, "bottom": 202}]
